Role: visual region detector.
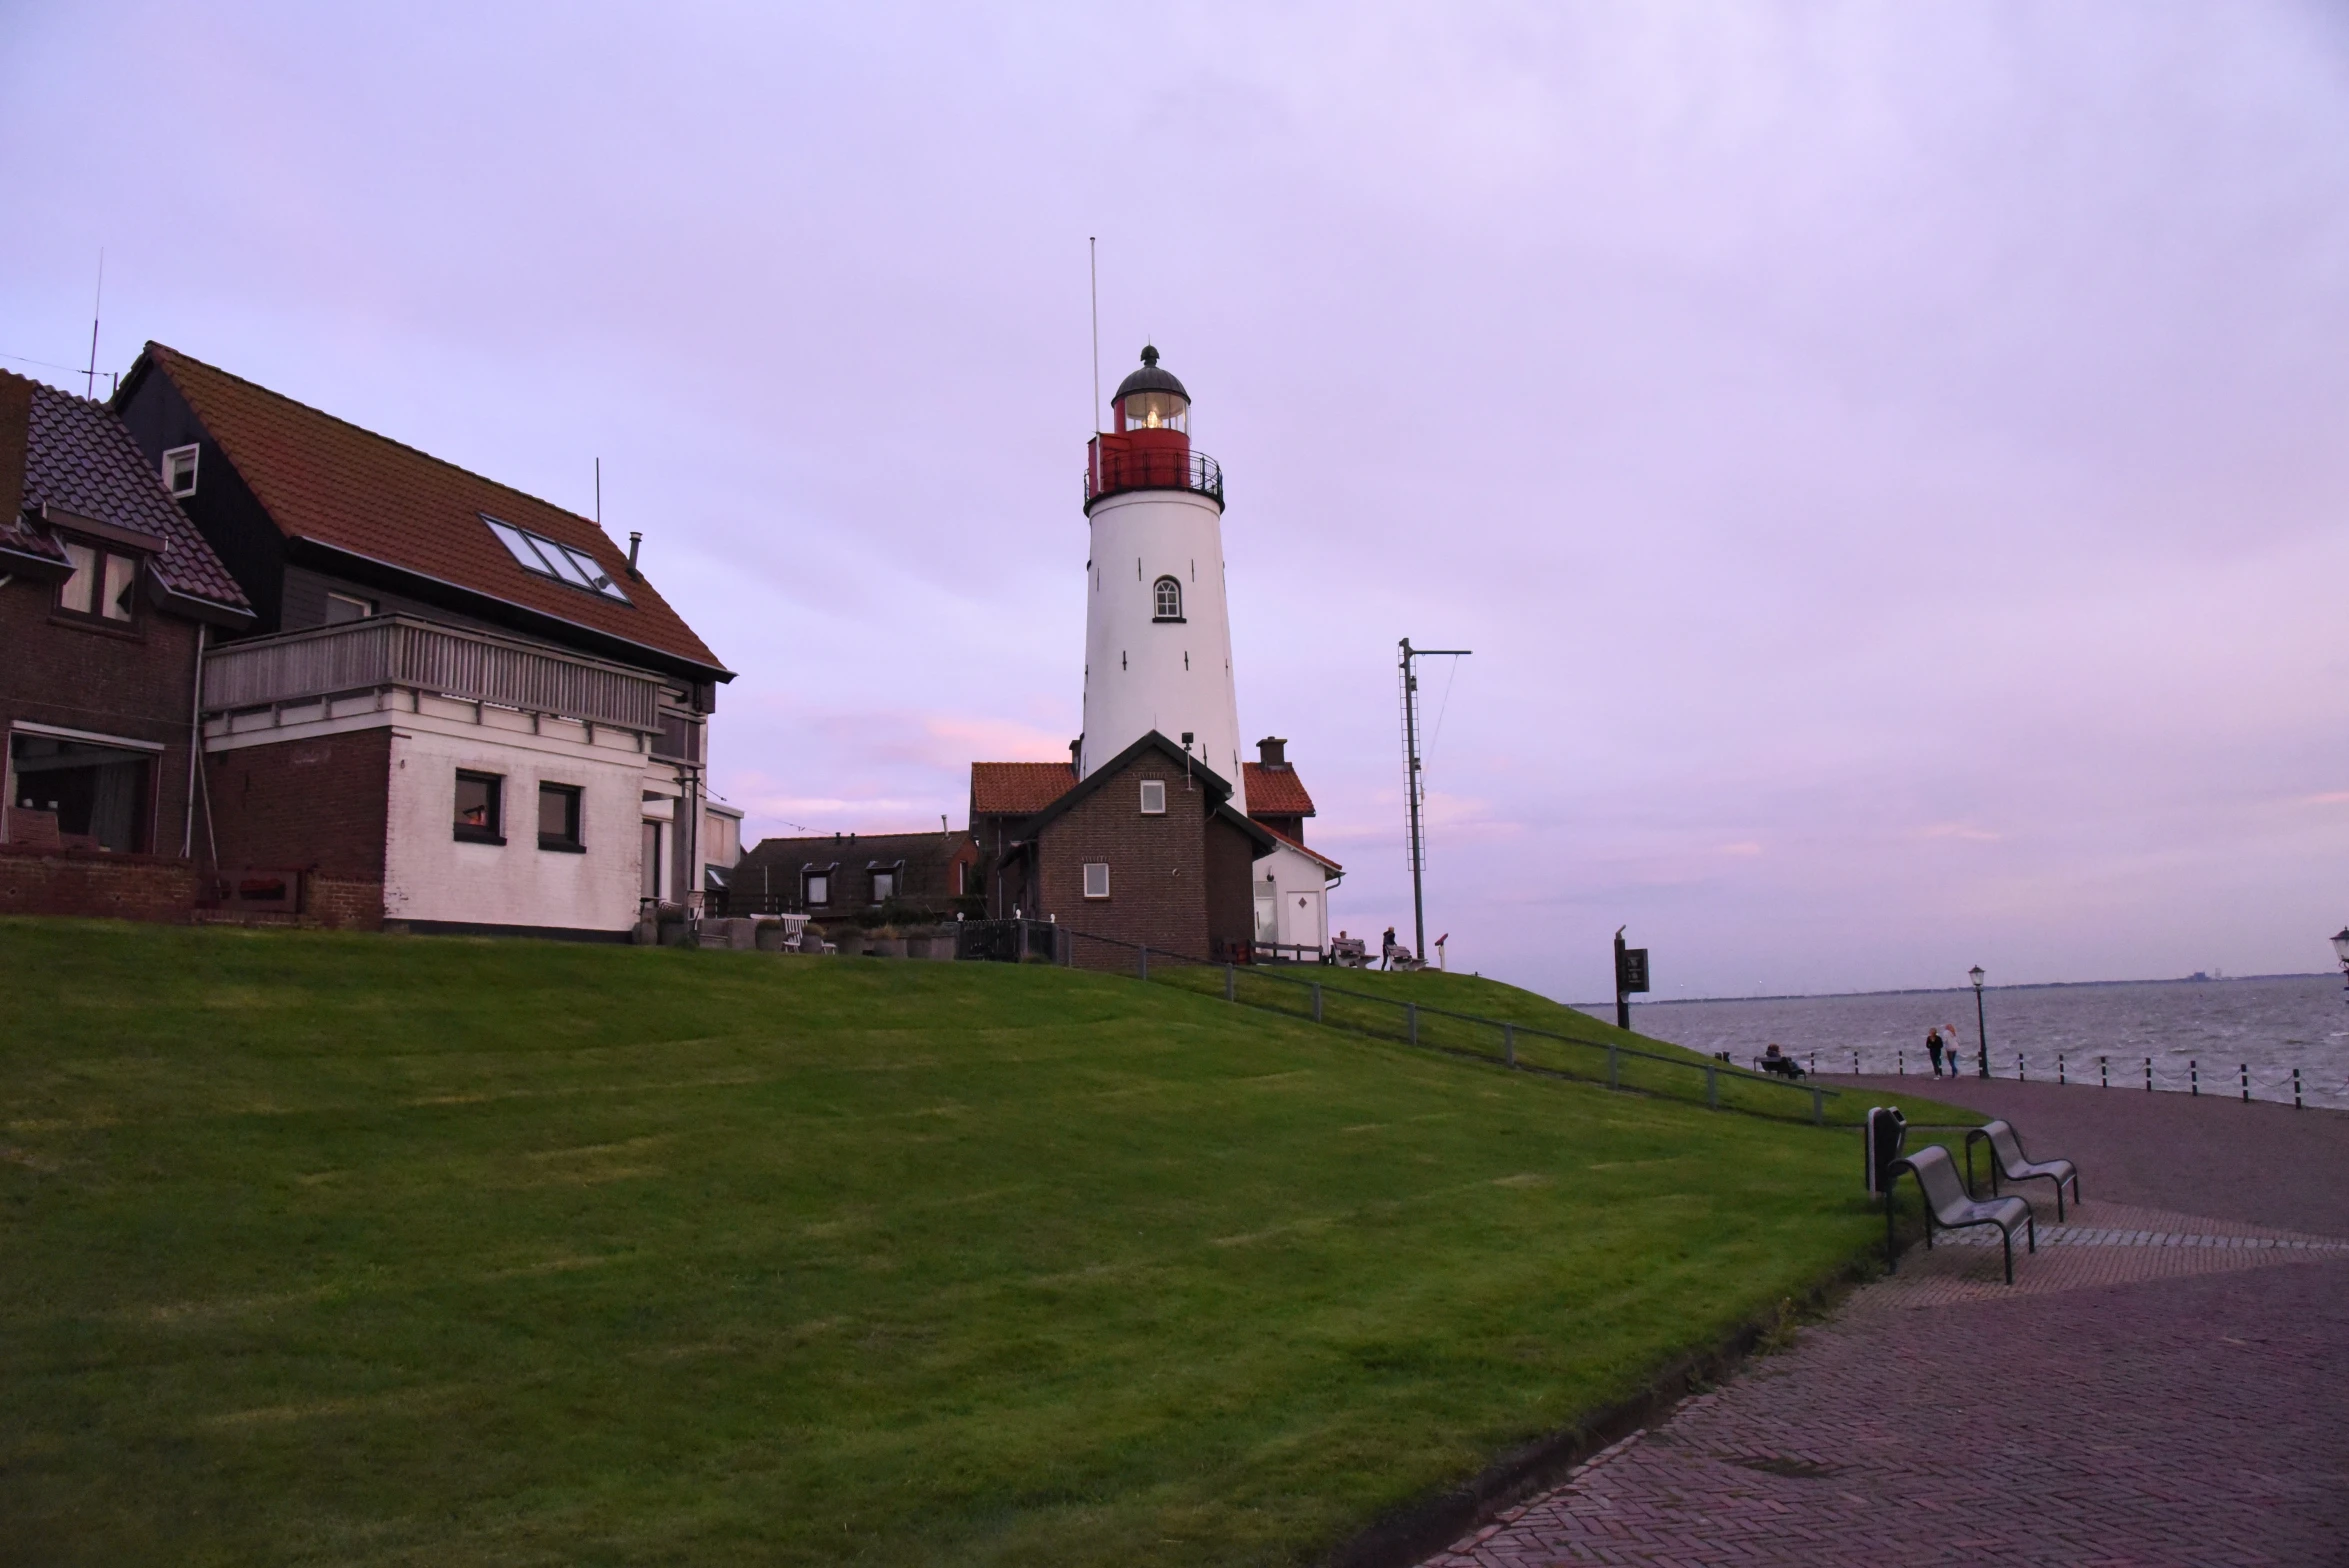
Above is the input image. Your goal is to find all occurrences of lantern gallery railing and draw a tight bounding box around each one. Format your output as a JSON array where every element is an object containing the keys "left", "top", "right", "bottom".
[
  {"left": 199, "top": 615, "right": 663, "bottom": 734},
  {"left": 1082, "top": 446, "right": 1224, "bottom": 508}
]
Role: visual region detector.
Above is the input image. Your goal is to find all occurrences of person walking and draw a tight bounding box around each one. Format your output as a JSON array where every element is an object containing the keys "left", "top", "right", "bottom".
[
  {"left": 1380, "top": 925, "right": 1398, "bottom": 970},
  {"left": 1925, "top": 1026, "right": 1946, "bottom": 1078}
]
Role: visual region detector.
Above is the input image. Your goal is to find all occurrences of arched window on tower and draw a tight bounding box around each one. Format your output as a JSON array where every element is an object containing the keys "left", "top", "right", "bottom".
[{"left": 1153, "top": 575, "right": 1183, "bottom": 622}]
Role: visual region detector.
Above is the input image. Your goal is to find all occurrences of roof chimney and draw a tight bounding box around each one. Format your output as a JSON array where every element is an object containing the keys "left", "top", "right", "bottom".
[
  {"left": 1070, "top": 736, "right": 1082, "bottom": 769},
  {"left": 1256, "top": 736, "right": 1289, "bottom": 770},
  {"left": 626, "top": 531, "right": 643, "bottom": 580}
]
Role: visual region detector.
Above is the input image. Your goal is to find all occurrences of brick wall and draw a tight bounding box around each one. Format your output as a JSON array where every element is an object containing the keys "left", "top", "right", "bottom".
[
  {"left": 2, "top": 577, "right": 204, "bottom": 857},
  {"left": 205, "top": 728, "right": 390, "bottom": 926},
  {"left": 0, "top": 844, "right": 198, "bottom": 922},
  {"left": 1036, "top": 753, "right": 1215, "bottom": 967},
  {"left": 1203, "top": 811, "right": 1257, "bottom": 957}
]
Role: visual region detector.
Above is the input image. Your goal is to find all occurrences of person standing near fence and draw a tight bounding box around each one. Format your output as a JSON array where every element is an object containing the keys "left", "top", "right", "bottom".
[
  {"left": 1926, "top": 1026, "right": 1946, "bottom": 1078},
  {"left": 1380, "top": 925, "right": 1398, "bottom": 970}
]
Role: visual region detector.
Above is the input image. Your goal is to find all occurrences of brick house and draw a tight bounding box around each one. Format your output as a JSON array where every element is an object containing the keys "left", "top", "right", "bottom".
[
  {"left": 107, "top": 344, "right": 733, "bottom": 938},
  {"left": 732, "top": 828, "right": 979, "bottom": 922},
  {"left": 0, "top": 371, "right": 255, "bottom": 918},
  {"left": 969, "top": 732, "right": 1344, "bottom": 966}
]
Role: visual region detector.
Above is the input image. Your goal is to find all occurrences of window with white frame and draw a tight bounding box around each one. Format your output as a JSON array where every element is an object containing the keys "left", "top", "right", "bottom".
[
  {"left": 871, "top": 869, "right": 896, "bottom": 903},
  {"left": 1139, "top": 779, "right": 1166, "bottom": 815},
  {"left": 323, "top": 591, "right": 375, "bottom": 624},
  {"left": 1082, "top": 862, "right": 1110, "bottom": 899},
  {"left": 481, "top": 514, "right": 632, "bottom": 603},
  {"left": 162, "top": 444, "right": 199, "bottom": 498},
  {"left": 805, "top": 872, "right": 830, "bottom": 906},
  {"left": 1152, "top": 575, "right": 1182, "bottom": 621}
]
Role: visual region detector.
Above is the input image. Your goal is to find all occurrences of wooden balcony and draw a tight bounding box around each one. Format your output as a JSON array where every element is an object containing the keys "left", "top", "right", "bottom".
[{"left": 200, "top": 615, "right": 663, "bottom": 734}]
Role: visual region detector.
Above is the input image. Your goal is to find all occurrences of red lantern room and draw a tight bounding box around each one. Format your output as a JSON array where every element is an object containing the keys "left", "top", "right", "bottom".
[{"left": 1085, "top": 345, "right": 1224, "bottom": 512}]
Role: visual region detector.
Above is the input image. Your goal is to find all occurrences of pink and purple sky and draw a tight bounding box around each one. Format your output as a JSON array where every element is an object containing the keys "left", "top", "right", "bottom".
[{"left": 6, "top": 3, "right": 2346, "bottom": 1000}]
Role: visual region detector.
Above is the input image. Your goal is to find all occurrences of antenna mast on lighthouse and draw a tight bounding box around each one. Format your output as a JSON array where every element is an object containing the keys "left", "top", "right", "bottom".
[{"left": 1398, "top": 637, "right": 1470, "bottom": 964}]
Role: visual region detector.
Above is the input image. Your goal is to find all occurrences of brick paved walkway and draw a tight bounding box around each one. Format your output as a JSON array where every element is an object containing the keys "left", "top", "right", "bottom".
[{"left": 1421, "top": 1082, "right": 2349, "bottom": 1567}]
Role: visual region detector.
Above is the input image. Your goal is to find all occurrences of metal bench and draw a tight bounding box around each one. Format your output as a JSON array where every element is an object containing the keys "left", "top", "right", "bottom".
[
  {"left": 1965, "top": 1118, "right": 2081, "bottom": 1220},
  {"left": 1890, "top": 1144, "right": 2036, "bottom": 1284}
]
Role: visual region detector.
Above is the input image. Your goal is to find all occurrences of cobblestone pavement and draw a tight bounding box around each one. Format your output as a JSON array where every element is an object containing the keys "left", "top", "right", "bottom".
[{"left": 1421, "top": 1085, "right": 2349, "bottom": 1567}]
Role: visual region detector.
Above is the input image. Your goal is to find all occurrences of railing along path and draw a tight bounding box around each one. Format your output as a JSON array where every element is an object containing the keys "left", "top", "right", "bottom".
[{"left": 1058, "top": 929, "right": 1844, "bottom": 1127}]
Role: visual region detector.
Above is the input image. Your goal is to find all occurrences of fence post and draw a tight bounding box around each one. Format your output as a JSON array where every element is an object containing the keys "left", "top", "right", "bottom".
[
  {"left": 1607, "top": 1045, "right": 1620, "bottom": 1090},
  {"left": 1312, "top": 983, "right": 1322, "bottom": 1024},
  {"left": 1139, "top": 944, "right": 1149, "bottom": 981},
  {"left": 2190, "top": 1060, "right": 2198, "bottom": 1097},
  {"left": 1224, "top": 963, "right": 1235, "bottom": 1002},
  {"left": 2017, "top": 1053, "right": 2025, "bottom": 1082},
  {"left": 1851, "top": 1050, "right": 1859, "bottom": 1074},
  {"left": 2144, "top": 1057, "right": 2152, "bottom": 1092},
  {"left": 2294, "top": 1068, "right": 2303, "bottom": 1109},
  {"left": 2100, "top": 1055, "right": 2108, "bottom": 1088},
  {"left": 1407, "top": 1003, "right": 1418, "bottom": 1046},
  {"left": 1810, "top": 1087, "right": 1824, "bottom": 1126},
  {"left": 1503, "top": 1022, "right": 1515, "bottom": 1068},
  {"left": 2240, "top": 1063, "right": 2249, "bottom": 1103},
  {"left": 2058, "top": 1054, "right": 2065, "bottom": 1085},
  {"left": 1705, "top": 1064, "right": 1719, "bottom": 1110},
  {"left": 1897, "top": 1049, "right": 1904, "bottom": 1076}
]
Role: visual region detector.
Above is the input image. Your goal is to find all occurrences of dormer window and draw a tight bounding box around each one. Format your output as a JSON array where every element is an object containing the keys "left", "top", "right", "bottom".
[
  {"left": 482, "top": 515, "right": 632, "bottom": 603},
  {"left": 56, "top": 538, "right": 140, "bottom": 625},
  {"left": 1152, "top": 576, "right": 1183, "bottom": 622},
  {"left": 162, "top": 445, "right": 199, "bottom": 498}
]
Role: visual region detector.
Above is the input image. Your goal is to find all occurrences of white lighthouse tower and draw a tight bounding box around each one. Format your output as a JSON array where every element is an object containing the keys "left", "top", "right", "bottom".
[{"left": 1078, "top": 346, "right": 1247, "bottom": 812}]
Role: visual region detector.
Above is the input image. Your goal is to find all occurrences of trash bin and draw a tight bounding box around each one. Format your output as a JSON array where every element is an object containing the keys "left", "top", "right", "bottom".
[{"left": 1863, "top": 1106, "right": 1907, "bottom": 1197}]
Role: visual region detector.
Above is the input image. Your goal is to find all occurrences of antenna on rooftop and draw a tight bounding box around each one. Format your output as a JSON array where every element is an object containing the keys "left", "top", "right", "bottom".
[
  {"left": 595, "top": 457, "right": 601, "bottom": 526},
  {"left": 1089, "top": 236, "right": 1101, "bottom": 434},
  {"left": 84, "top": 248, "right": 104, "bottom": 400}
]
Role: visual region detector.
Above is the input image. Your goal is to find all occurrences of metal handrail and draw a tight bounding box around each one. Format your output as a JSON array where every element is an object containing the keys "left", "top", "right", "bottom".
[
  {"left": 1083, "top": 447, "right": 1224, "bottom": 508},
  {"left": 200, "top": 614, "right": 663, "bottom": 732}
]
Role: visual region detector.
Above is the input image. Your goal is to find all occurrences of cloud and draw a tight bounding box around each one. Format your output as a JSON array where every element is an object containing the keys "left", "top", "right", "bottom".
[{"left": 1918, "top": 823, "right": 2004, "bottom": 843}]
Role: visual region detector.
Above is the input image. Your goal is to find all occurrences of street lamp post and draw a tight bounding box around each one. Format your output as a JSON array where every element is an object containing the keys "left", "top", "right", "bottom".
[
  {"left": 2333, "top": 928, "right": 2349, "bottom": 1004},
  {"left": 1969, "top": 965, "right": 1989, "bottom": 1079}
]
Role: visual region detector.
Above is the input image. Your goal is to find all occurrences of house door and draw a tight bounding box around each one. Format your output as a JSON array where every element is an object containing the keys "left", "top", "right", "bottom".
[
  {"left": 641, "top": 819, "right": 663, "bottom": 903},
  {"left": 1289, "top": 887, "right": 1325, "bottom": 953},
  {"left": 1253, "top": 888, "right": 1277, "bottom": 944}
]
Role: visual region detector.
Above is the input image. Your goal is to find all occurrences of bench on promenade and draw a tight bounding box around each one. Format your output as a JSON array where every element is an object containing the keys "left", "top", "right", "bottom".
[
  {"left": 1891, "top": 1145, "right": 2036, "bottom": 1284},
  {"left": 1965, "top": 1119, "right": 2082, "bottom": 1220},
  {"left": 1753, "top": 1052, "right": 1805, "bottom": 1080}
]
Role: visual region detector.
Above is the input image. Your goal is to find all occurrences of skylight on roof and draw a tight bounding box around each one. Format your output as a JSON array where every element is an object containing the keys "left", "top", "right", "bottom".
[{"left": 482, "top": 515, "right": 631, "bottom": 603}]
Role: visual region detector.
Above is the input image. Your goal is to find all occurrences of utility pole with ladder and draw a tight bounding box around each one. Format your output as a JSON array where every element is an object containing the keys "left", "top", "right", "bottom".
[{"left": 1398, "top": 637, "right": 1471, "bottom": 964}]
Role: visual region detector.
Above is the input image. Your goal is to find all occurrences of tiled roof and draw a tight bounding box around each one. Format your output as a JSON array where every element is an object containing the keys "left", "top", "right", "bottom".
[
  {"left": 1258, "top": 819, "right": 1342, "bottom": 874},
  {"left": 1243, "top": 763, "right": 1315, "bottom": 817},
  {"left": 8, "top": 375, "right": 250, "bottom": 612},
  {"left": 970, "top": 761, "right": 1076, "bottom": 815},
  {"left": 739, "top": 831, "right": 971, "bottom": 876},
  {"left": 138, "top": 343, "right": 724, "bottom": 674}
]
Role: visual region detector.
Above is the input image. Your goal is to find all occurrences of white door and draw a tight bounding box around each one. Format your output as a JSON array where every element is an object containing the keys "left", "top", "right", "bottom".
[
  {"left": 1286, "top": 887, "right": 1326, "bottom": 954},
  {"left": 1253, "top": 890, "right": 1278, "bottom": 944}
]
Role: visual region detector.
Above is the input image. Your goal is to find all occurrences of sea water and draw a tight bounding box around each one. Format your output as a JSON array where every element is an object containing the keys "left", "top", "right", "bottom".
[{"left": 1590, "top": 974, "right": 2349, "bottom": 1109}]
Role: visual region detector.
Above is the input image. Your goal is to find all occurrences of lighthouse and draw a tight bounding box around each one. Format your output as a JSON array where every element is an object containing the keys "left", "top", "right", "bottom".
[
  {"left": 1077, "top": 346, "right": 1247, "bottom": 813},
  {"left": 966, "top": 341, "right": 1341, "bottom": 965}
]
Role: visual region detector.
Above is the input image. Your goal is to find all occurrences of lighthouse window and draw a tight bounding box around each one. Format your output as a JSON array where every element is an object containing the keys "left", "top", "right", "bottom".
[
  {"left": 1153, "top": 576, "right": 1183, "bottom": 622},
  {"left": 1120, "top": 390, "right": 1188, "bottom": 433}
]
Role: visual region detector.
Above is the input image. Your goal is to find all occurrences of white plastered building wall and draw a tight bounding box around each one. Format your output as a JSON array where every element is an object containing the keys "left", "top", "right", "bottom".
[
  {"left": 1253, "top": 841, "right": 1331, "bottom": 953},
  {"left": 204, "top": 691, "right": 657, "bottom": 932},
  {"left": 1080, "top": 486, "right": 1247, "bottom": 812}
]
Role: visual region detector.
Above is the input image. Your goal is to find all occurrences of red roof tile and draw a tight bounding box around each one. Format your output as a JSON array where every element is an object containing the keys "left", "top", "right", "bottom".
[
  {"left": 9, "top": 375, "right": 250, "bottom": 613},
  {"left": 1243, "top": 763, "right": 1315, "bottom": 817},
  {"left": 970, "top": 762, "right": 1075, "bottom": 815},
  {"left": 140, "top": 343, "right": 724, "bottom": 674}
]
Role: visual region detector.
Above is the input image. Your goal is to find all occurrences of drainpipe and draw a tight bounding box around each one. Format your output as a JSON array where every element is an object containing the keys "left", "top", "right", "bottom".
[{"left": 183, "top": 622, "right": 206, "bottom": 858}]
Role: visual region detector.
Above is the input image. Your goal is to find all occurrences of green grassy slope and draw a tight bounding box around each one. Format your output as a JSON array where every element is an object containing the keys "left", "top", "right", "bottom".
[
  {"left": 1144, "top": 962, "right": 1980, "bottom": 1127},
  {"left": 4, "top": 920, "right": 1933, "bottom": 1566}
]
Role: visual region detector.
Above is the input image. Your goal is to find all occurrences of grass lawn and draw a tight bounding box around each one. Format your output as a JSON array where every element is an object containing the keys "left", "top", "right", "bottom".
[{"left": 2, "top": 919, "right": 1970, "bottom": 1566}]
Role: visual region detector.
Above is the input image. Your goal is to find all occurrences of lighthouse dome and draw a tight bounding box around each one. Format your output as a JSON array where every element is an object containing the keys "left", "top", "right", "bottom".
[{"left": 1112, "top": 345, "right": 1189, "bottom": 433}]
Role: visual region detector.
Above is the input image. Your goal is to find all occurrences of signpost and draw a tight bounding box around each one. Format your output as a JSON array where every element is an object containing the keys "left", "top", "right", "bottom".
[{"left": 1613, "top": 927, "right": 1650, "bottom": 1031}]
